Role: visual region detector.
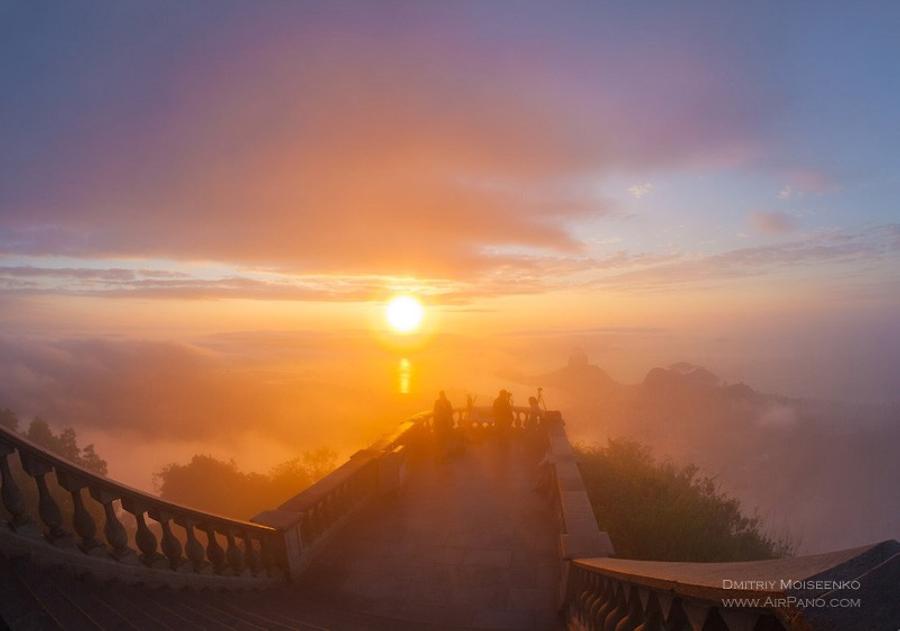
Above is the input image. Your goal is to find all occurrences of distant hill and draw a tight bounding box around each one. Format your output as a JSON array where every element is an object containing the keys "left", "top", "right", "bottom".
[{"left": 515, "top": 354, "right": 900, "bottom": 554}]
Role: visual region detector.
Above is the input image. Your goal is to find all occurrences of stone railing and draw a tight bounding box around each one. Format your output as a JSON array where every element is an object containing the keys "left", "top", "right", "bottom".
[
  {"left": 0, "top": 423, "right": 285, "bottom": 588},
  {"left": 564, "top": 539, "right": 900, "bottom": 630},
  {"left": 541, "top": 413, "right": 900, "bottom": 630},
  {"left": 251, "top": 403, "right": 548, "bottom": 578},
  {"left": 252, "top": 410, "right": 431, "bottom": 578}
]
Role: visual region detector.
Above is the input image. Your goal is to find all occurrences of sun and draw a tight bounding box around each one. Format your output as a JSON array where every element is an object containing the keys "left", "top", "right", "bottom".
[{"left": 385, "top": 295, "right": 425, "bottom": 334}]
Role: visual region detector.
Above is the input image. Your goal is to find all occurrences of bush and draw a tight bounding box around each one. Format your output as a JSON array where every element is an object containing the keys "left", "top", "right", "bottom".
[
  {"left": 576, "top": 439, "right": 794, "bottom": 561},
  {"left": 155, "top": 448, "right": 337, "bottom": 520}
]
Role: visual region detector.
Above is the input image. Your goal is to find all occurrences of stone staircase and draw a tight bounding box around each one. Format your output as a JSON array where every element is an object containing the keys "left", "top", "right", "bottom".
[{"left": 2, "top": 407, "right": 898, "bottom": 630}]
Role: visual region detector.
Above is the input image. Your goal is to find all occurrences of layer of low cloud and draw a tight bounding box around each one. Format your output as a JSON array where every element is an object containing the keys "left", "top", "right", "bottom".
[{"left": 2, "top": 225, "right": 896, "bottom": 301}]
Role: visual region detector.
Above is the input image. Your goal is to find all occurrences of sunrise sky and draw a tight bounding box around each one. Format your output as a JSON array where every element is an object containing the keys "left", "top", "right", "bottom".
[{"left": 2, "top": 0, "right": 900, "bottom": 429}]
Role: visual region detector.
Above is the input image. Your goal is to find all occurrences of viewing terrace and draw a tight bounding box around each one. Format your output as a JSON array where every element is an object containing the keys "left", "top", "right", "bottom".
[{"left": 1, "top": 405, "right": 897, "bottom": 630}]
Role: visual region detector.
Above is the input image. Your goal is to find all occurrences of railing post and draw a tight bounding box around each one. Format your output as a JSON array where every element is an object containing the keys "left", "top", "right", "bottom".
[
  {"left": 635, "top": 591, "right": 666, "bottom": 631},
  {"left": 122, "top": 498, "right": 168, "bottom": 569},
  {"left": 242, "top": 529, "right": 260, "bottom": 575},
  {"left": 0, "top": 443, "right": 31, "bottom": 531},
  {"left": 174, "top": 516, "right": 209, "bottom": 573},
  {"left": 88, "top": 487, "right": 138, "bottom": 563},
  {"left": 18, "top": 451, "right": 70, "bottom": 546},
  {"left": 225, "top": 528, "right": 245, "bottom": 575},
  {"left": 603, "top": 581, "right": 628, "bottom": 631},
  {"left": 149, "top": 508, "right": 187, "bottom": 571},
  {"left": 55, "top": 470, "right": 104, "bottom": 555},
  {"left": 203, "top": 524, "right": 227, "bottom": 574}
]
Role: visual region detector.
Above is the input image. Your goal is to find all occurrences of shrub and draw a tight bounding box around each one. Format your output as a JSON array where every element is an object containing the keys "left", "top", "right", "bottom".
[{"left": 576, "top": 439, "right": 794, "bottom": 561}]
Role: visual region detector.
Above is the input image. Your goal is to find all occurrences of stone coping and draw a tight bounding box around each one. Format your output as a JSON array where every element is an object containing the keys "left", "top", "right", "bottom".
[
  {"left": 573, "top": 540, "right": 899, "bottom": 601},
  {"left": 0, "top": 424, "right": 273, "bottom": 534}
]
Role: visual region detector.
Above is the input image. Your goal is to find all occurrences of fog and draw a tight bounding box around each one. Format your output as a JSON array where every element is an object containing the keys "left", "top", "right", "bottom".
[{"left": 1, "top": 323, "right": 897, "bottom": 553}]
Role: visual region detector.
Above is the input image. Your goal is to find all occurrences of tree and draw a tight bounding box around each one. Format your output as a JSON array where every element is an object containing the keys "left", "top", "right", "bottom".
[
  {"left": 156, "top": 450, "right": 337, "bottom": 520},
  {"left": 576, "top": 439, "right": 794, "bottom": 562},
  {"left": 0, "top": 407, "right": 18, "bottom": 431},
  {"left": 25, "top": 417, "right": 108, "bottom": 475}
]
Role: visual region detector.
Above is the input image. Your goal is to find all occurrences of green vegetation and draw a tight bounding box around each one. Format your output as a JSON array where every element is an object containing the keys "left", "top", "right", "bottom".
[
  {"left": 0, "top": 407, "right": 108, "bottom": 527},
  {"left": 576, "top": 439, "right": 794, "bottom": 562},
  {"left": 0, "top": 407, "right": 107, "bottom": 475},
  {"left": 155, "top": 449, "right": 337, "bottom": 520}
]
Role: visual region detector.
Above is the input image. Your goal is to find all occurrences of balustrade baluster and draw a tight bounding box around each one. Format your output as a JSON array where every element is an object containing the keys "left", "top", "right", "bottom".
[
  {"left": 89, "top": 488, "right": 137, "bottom": 562},
  {"left": 586, "top": 575, "right": 609, "bottom": 629},
  {"left": 55, "top": 470, "right": 103, "bottom": 555},
  {"left": 243, "top": 530, "right": 260, "bottom": 575},
  {"left": 665, "top": 599, "right": 690, "bottom": 630},
  {"left": 575, "top": 571, "right": 595, "bottom": 625},
  {"left": 260, "top": 535, "right": 281, "bottom": 577},
  {"left": 592, "top": 578, "right": 616, "bottom": 629},
  {"left": 680, "top": 601, "right": 714, "bottom": 631},
  {"left": 225, "top": 529, "right": 245, "bottom": 575},
  {"left": 150, "top": 510, "right": 186, "bottom": 570},
  {"left": 300, "top": 511, "right": 313, "bottom": 544},
  {"left": 634, "top": 592, "right": 666, "bottom": 631},
  {"left": 204, "top": 524, "right": 226, "bottom": 573},
  {"left": 176, "top": 518, "right": 209, "bottom": 573},
  {"left": 615, "top": 584, "right": 643, "bottom": 631},
  {"left": 0, "top": 443, "right": 30, "bottom": 530},
  {"left": 19, "top": 452, "right": 68, "bottom": 544},
  {"left": 603, "top": 582, "right": 628, "bottom": 631},
  {"left": 122, "top": 498, "right": 167, "bottom": 568}
]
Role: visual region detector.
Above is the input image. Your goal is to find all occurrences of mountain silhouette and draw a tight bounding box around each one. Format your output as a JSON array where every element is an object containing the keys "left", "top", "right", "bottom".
[{"left": 516, "top": 353, "right": 900, "bottom": 555}]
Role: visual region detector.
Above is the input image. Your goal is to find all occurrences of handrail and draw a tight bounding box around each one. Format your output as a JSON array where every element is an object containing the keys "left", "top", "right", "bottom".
[
  {"left": 0, "top": 424, "right": 275, "bottom": 532},
  {"left": 249, "top": 403, "right": 549, "bottom": 577},
  {"left": 565, "top": 540, "right": 900, "bottom": 630},
  {"left": 0, "top": 423, "right": 284, "bottom": 587}
]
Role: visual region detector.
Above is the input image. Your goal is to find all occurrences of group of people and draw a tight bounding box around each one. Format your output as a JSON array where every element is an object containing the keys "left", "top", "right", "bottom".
[{"left": 431, "top": 388, "right": 546, "bottom": 457}]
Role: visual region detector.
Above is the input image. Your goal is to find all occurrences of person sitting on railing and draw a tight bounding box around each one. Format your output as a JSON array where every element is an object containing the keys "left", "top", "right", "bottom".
[{"left": 492, "top": 389, "right": 513, "bottom": 438}]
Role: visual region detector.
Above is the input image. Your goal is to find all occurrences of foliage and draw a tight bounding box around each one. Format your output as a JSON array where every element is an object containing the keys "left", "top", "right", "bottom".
[
  {"left": 576, "top": 439, "right": 794, "bottom": 561},
  {"left": 155, "top": 448, "right": 337, "bottom": 520},
  {"left": 0, "top": 407, "right": 19, "bottom": 431},
  {"left": 25, "top": 418, "right": 108, "bottom": 475},
  {"left": 0, "top": 408, "right": 108, "bottom": 527}
]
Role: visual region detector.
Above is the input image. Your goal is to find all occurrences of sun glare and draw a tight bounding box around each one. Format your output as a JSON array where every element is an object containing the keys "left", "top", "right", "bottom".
[{"left": 386, "top": 295, "right": 425, "bottom": 334}]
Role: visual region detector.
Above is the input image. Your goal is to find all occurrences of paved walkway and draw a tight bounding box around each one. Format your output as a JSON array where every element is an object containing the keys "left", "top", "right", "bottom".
[{"left": 296, "top": 434, "right": 563, "bottom": 630}]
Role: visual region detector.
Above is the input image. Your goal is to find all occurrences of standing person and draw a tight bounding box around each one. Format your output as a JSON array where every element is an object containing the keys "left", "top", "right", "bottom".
[
  {"left": 492, "top": 389, "right": 513, "bottom": 437},
  {"left": 527, "top": 395, "right": 542, "bottom": 430},
  {"left": 433, "top": 390, "right": 454, "bottom": 456},
  {"left": 465, "top": 394, "right": 476, "bottom": 428}
]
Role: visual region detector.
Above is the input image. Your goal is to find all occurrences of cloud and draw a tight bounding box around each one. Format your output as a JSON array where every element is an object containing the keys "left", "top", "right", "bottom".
[
  {"left": 588, "top": 224, "right": 900, "bottom": 291},
  {"left": 0, "top": 334, "right": 401, "bottom": 447},
  {"left": 0, "top": 4, "right": 782, "bottom": 282},
  {"left": 776, "top": 169, "right": 837, "bottom": 199},
  {"left": 627, "top": 183, "right": 653, "bottom": 199},
  {"left": 748, "top": 210, "right": 797, "bottom": 235}
]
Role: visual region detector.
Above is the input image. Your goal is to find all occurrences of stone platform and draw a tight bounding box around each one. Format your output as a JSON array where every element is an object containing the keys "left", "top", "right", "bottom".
[{"left": 295, "top": 434, "right": 563, "bottom": 629}]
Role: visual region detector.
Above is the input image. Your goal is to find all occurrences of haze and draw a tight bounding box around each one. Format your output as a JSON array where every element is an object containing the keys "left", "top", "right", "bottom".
[{"left": 1, "top": 2, "right": 898, "bottom": 553}]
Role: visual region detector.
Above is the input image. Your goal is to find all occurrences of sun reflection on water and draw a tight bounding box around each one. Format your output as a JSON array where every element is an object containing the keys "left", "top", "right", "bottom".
[{"left": 398, "top": 357, "right": 412, "bottom": 394}]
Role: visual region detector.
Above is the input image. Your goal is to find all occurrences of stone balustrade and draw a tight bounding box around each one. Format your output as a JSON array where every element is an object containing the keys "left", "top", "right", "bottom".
[
  {"left": 540, "top": 414, "right": 900, "bottom": 631},
  {"left": 0, "top": 423, "right": 285, "bottom": 588},
  {"left": 564, "top": 539, "right": 900, "bottom": 630},
  {"left": 2, "top": 404, "right": 897, "bottom": 628}
]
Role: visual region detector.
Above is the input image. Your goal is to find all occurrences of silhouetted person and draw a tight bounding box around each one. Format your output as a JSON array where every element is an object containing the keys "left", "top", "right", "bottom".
[
  {"left": 433, "top": 390, "right": 454, "bottom": 454},
  {"left": 492, "top": 389, "right": 513, "bottom": 437},
  {"left": 527, "top": 395, "right": 542, "bottom": 430}
]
